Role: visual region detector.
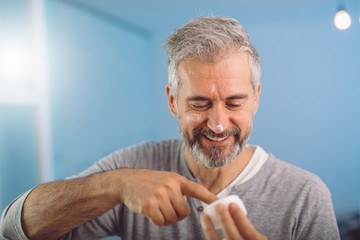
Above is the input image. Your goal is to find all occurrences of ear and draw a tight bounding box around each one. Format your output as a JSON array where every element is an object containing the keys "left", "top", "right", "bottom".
[
  {"left": 253, "top": 83, "right": 261, "bottom": 116},
  {"left": 166, "top": 85, "right": 177, "bottom": 117}
]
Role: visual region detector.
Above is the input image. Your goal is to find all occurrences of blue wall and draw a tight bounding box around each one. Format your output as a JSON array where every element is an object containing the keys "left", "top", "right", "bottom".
[
  {"left": 0, "top": 106, "right": 39, "bottom": 210},
  {"left": 47, "top": 1, "right": 158, "bottom": 178},
  {"left": 0, "top": 0, "right": 40, "bottom": 212}
]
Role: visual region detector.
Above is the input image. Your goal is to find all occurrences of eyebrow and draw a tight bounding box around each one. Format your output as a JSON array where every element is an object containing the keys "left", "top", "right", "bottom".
[
  {"left": 186, "top": 96, "right": 210, "bottom": 102},
  {"left": 226, "top": 94, "right": 249, "bottom": 100},
  {"left": 186, "top": 94, "right": 249, "bottom": 102}
]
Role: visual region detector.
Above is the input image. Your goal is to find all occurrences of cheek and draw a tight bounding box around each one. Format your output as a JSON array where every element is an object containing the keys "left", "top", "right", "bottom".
[
  {"left": 232, "top": 112, "right": 254, "bottom": 128},
  {"left": 186, "top": 113, "right": 203, "bottom": 123},
  {"left": 185, "top": 113, "right": 204, "bottom": 124}
]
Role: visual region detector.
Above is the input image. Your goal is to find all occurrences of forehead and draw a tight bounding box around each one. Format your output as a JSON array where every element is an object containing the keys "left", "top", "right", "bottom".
[{"left": 177, "top": 51, "right": 253, "bottom": 97}]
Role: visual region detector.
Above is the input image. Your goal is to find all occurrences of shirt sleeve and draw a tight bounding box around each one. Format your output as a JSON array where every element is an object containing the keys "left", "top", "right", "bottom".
[
  {"left": 0, "top": 145, "right": 135, "bottom": 240},
  {"left": 0, "top": 190, "right": 32, "bottom": 240},
  {"left": 295, "top": 177, "right": 340, "bottom": 240}
]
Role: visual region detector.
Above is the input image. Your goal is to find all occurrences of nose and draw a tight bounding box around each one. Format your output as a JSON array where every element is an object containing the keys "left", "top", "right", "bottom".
[{"left": 207, "top": 104, "right": 229, "bottom": 134}]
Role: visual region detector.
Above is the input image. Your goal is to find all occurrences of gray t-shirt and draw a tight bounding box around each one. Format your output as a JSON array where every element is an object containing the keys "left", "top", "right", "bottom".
[{"left": 0, "top": 139, "right": 340, "bottom": 240}]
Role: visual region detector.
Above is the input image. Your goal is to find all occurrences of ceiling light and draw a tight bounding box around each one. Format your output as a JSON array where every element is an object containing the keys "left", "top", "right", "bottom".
[{"left": 334, "top": 9, "right": 352, "bottom": 30}]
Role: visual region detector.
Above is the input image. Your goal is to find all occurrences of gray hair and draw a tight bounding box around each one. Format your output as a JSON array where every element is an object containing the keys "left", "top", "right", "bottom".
[{"left": 164, "top": 16, "right": 261, "bottom": 101}]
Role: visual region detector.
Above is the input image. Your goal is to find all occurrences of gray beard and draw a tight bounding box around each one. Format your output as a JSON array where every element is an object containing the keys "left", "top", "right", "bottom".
[{"left": 180, "top": 127, "right": 250, "bottom": 168}]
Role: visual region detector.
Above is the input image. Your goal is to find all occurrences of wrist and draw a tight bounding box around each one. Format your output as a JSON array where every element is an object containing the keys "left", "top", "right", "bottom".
[{"left": 104, "top": 167, "right": 130, "bottom": 205}]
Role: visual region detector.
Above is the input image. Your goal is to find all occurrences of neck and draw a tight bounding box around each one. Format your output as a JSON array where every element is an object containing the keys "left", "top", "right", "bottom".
[{"left": 184, "top": 146, "right": 254, "bottom": 195}]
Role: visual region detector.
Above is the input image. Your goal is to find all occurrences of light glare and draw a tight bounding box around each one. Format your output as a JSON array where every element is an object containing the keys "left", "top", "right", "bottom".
[
  {"left": 0, "top": 42, "right": 33, "bottom": 87},
  {"left": 334, "top": 10, "right": 352, "bottom": 30}
]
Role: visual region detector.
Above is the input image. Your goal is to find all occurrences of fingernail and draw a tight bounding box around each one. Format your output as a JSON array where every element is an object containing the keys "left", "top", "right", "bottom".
[
  {"left": 229, "top": 202, "right": 237, "bottom": 211},
  {"left": 215, "top": 204, "right": 225, "bottom": 213}
]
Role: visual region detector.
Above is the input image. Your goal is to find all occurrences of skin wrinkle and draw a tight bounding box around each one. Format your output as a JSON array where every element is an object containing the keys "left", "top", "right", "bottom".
[{"left": 211, "top": 84, "right": 216, "bottom": 98}]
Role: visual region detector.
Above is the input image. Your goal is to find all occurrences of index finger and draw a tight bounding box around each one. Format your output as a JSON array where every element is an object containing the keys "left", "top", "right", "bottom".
[{"left": 180, "top": 178, "right": 218, "bottom": 204}]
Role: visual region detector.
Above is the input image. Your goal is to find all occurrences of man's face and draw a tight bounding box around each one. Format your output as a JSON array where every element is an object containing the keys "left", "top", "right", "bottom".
[{"left": 167, "top": 51, "right": 260, "bottom": 168}]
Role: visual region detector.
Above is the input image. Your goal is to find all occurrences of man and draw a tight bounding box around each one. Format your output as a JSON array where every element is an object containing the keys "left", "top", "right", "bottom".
[{"left": 0, "top": 16, "right": 340, "bottom": 240}]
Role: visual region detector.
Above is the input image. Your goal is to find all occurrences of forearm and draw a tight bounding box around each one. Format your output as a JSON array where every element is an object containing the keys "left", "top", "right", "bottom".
[{"left": 22, "top": 169, "right": 123, "bottom": 240}]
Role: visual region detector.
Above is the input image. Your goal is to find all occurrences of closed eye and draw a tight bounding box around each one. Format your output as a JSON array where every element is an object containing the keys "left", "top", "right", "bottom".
[
  {"left": 186, "top": 96, "right": 212, "bottom": 111},
  {"left": 226, "top": 103, "right": 242, "bottom": 108},
  {"left": 191, "top": 103, "right": 211, "bottom": 110},
  {"left": 225, "top": 94, "right": 248, "bottom": 109}
]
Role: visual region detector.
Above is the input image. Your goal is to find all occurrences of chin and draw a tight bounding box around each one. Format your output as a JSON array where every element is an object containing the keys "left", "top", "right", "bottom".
[{"left": 192, "top": 143, "right": 242, "bottom": 168}]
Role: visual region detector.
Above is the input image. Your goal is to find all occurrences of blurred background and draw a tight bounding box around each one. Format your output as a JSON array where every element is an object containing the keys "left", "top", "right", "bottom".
[{"left": 1, "top": 0, "right": 359, "bottom": 239}]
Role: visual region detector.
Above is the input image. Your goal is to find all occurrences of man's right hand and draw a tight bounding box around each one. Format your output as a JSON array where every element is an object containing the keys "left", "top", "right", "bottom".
[
  {"left": 116, "top": 168, "right": 218, "bottom": 226},
  {"left": 19, "top": 168, "right": 217, "bottom": 240}
]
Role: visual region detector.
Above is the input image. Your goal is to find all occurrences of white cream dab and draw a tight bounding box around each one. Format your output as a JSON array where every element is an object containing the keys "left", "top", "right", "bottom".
[
  {"left": 187, "top": 113, "right": 202, "bottom": 122},
  {"left": 215, "top": 124, "right": 224, "bottom": 133}
]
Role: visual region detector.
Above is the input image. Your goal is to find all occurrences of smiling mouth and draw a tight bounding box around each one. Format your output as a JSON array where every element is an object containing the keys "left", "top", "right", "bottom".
[{"left": 204, "top": 134, "right": 228, "bottom": 142}]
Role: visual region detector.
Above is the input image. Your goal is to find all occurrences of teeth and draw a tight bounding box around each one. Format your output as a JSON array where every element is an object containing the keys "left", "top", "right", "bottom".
[{"left": 206, "top": 135, "right": 227, "bottom": 142}]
